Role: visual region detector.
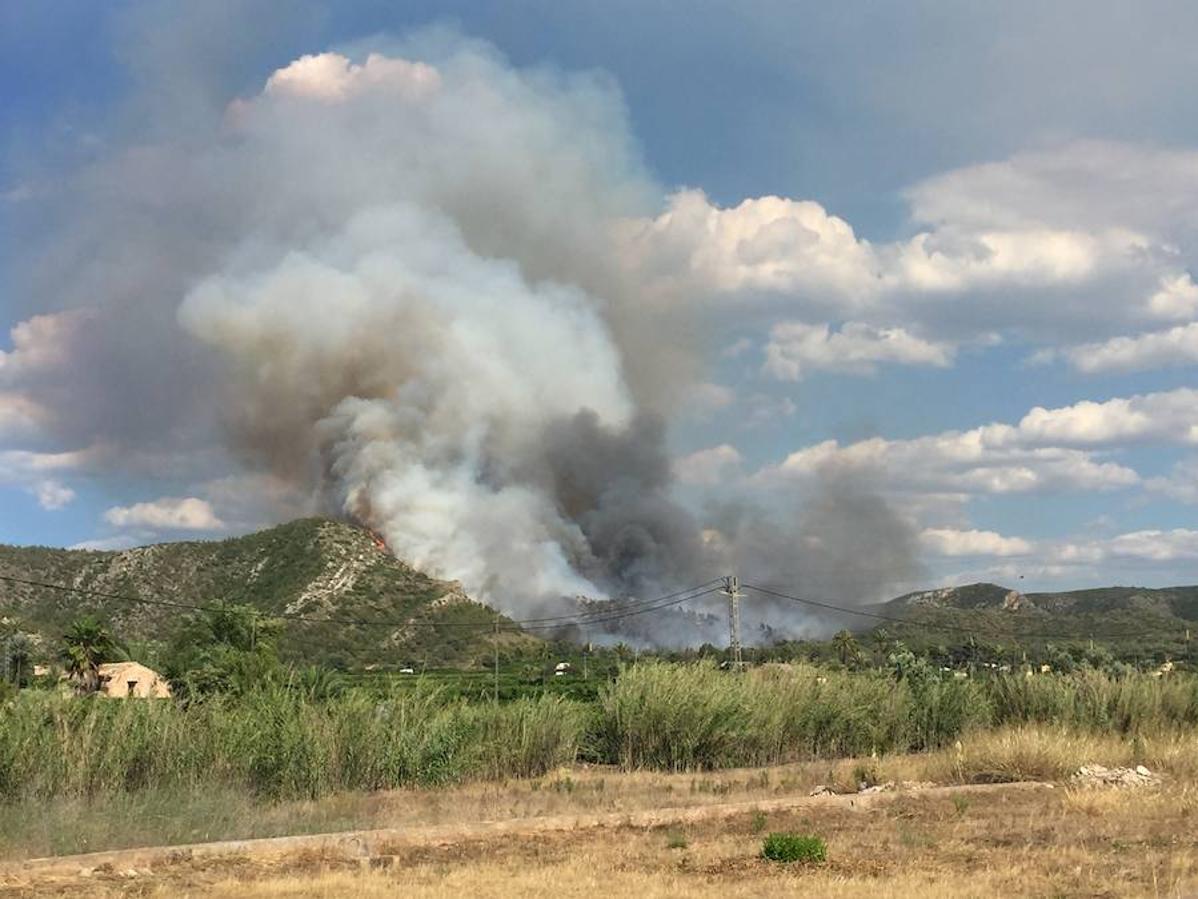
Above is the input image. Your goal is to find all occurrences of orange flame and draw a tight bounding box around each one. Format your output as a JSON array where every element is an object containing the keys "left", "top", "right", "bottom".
[{"left": 366, "top": 527, "right": 388, "bottom": 552}]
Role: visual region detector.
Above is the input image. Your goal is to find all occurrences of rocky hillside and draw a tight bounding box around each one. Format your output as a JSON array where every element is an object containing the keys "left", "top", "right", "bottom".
[
  {"left": 871, "top": 581, "right": 1198, "bottom": 658},
  {"left": 886, "top": 582, "right": 1198, "bottom": 620},
  {"left": 0, "top": 519, "right": 533, "bottom": 668}
]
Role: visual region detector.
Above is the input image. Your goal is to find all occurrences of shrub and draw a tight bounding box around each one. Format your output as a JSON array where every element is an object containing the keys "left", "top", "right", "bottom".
[
  {"left": 761, "top": 832, "right": 827, "bottom": 864},
  {"left": 665, "top": 828, "right": 688, "bottom": 849},
  {"left": 749, "top": 809, "right": 768, "bottom": 834}
]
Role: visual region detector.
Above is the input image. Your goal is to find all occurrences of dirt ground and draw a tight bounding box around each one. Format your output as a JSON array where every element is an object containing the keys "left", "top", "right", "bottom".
[{"left": 3, "top": 779, "right": 1196, "bottom": 898}]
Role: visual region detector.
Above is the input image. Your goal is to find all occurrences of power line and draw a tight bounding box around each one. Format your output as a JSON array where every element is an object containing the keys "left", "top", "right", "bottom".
[
  {"left": 0, "top": 573, "right": 721, "bottom": 634},
  {"left": 741, "top": 582, "right": 1188, "bottom": 642},
  {"left": 5, "top": 570, "right": 1181, "bottom": 648}
]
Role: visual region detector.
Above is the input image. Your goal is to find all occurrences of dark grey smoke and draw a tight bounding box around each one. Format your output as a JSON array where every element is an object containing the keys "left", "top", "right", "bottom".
[
  {"left": 709, "top": 475, "right": 926, "bottom": 639},
  {"left": 536, "top": 410, "right": 707, "bottom": 596}
]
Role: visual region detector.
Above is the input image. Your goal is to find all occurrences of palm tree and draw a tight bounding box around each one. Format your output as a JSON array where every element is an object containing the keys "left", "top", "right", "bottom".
[
  {"left": 869, "top": 628, "right": 892, "bottom": 663},
  {"left": 60, "top": 617, "right": 118, "bottom": 693},
  {"left": 832, "top": 629, "right": 860, "bottom": 668},
  {"left": 5, "top": 634, "right": 33, "bottom": 686}
]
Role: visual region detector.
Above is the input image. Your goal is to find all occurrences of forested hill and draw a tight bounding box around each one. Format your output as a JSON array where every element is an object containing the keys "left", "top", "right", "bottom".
[
  {"left": 0, "top": 518, "right": 530, "bottom": 668},
  {"left": 885, "top": 582, "right": 1198, "bottom": 620},
  {"left": 868, "top": 581, "right": 1198, "bottom": 659}
]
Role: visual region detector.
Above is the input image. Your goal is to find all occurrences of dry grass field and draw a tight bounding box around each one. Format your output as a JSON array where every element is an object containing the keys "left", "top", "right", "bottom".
[{"left": 4, "top": 726, "right": 1198, "bottom": 898}]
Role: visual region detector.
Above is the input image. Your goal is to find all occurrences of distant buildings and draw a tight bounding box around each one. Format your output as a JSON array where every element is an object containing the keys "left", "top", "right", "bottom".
[{"left": 95, "top": 661, "right": 172, "bottom": 698}]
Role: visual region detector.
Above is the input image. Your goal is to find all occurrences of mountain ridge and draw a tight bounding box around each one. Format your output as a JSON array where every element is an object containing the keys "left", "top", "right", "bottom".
[{"left": 0, "top": 518, "right": 532, "bottom": 668}]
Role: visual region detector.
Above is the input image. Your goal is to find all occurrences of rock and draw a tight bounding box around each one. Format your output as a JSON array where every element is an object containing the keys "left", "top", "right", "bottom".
[
  {"left": 1071, "top": 763, "right": 1160, "bottom": 788},
  {"left": 858, "top": 781, "right": 895, "bottom": 794},
  {"left": 808, "top": 784, "right": 837, "bottom": 796}
]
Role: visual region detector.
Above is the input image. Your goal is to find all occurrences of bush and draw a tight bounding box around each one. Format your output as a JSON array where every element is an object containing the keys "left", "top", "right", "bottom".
[{"left": 761, "top": 832, "right": 827, "bottom": 864}]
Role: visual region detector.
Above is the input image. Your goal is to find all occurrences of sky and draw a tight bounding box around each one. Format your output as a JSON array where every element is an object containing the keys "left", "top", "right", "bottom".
[{"left": 3, "top": 0, "right": 1198, "bottom": 601}]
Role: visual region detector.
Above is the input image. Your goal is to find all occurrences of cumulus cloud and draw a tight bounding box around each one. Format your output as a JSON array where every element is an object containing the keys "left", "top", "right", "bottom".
[
  {"left": 763, "top": 321, "right": 953, "bottom": 380},
  {"left": 1066, "top": 322, "right": 1198, "bottom": 374},
  {"left": 0, "top": 394, "right": 48, "bottom": 439},
  {"left": 1147, "top": 274, "right": 1198, "bottom": 320},
  {"left": 1016, "top": 389, "right": 1198, "bottom": 447},
  {"left": 674, "top": 444, "right": 742, "bottom": 486},
  {"left": 31, "top": 480, "right": 76, "bottom": 511},
  {"left": 1146, "top": 457, "right": 1198, "bottom": 505},
  {"left": 0, "top": 312, "right": 90, "bottom": 383},
  {"left": 618, "top": 189, "right": 878, "bottom": 302},
  {"left": 920, "top": 528, "right": 1033, "bottom": 557},
  {"left": 1048, "top": 530, "right": 1198, "bottom": 565},
  {"left": 617, "top": 141, "right": 1198, "bottom": 363},
  {"left": 759, "top": 389, "right": 1198, "bottom": 496},
  {"left": 262, "top": 52, "right": 440, "bottom": 103},
  {"left": 103, "top": 497, "right": 225, "bottom": 531}
]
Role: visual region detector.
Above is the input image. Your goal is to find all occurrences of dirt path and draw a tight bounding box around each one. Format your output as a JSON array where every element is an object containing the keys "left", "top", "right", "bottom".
[{"left": 1, "top": 781, "right": 1052, "bottom": 894}]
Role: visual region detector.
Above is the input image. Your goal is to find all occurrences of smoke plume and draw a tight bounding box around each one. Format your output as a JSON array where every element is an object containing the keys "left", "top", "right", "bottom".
[{"left": 5, "top": 30, "right": 922, "bottom": 638}]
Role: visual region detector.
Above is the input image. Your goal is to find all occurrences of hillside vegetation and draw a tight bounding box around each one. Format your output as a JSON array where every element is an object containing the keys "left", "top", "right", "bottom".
[
  {"left": 0, "top": 519, "right": 530, "bottom": 668},
  {"left": 869, "top": 581, "right": 1198, "bottom": 661}
]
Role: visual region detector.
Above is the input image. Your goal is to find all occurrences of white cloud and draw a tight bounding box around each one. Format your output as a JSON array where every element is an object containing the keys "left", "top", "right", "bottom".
[
  {"left": 1147, "top": 273, "right": 1198, "bottom": 320},
  {"left": 103, "top": 497, "right": 225, "bottom": 531},
  {"left": 31, "top": 480, "right": 75, "bottom": 510},
  {"left": 0, "top": 447, "right": 96, "bottom": 475},
  {"left": 763, "top": 321, "right": 953, "bottom": 380},
  {"left": 759, "top": 389, "right": 1198, "bottom": 497},
  {"left": 1102, "top": 529, "right": 1198, "bottom": 562},
  {"left": 674, "top": 444, "right": 742, "bottom": 486},
  {"left": 0, "top": 394, "right": 48, "bottom": 439},
  {"left": 1066, "top": 322, "right": 1198, "bottom": 374},
  {"left": 1050, "top": 530, "right": 1198, "bottom": 564},
  {"left": 0, "top": 448, "right": 90, "bottom": 512},
  {"left": 0, "top": 311, "right": 89, "bottom": 384},
  {"left": 618, "top": 142, "right": 1198, "bottom": 369},
  {"left": 920, "top": 528, "right": 1033, "bottom": 557},
  {"left": 619, "top": 189, "right": 878, "bottom": 302},
  {"left": 262, "top": 52, "right": 440, "bottom": 103},
  {"left": 681, "top": 381, "right": 737, "bottom": 420},
  {"left": 69, "top": 536, "right": 141, "bottom": 552},
  {"left": 1146, "top": 456, "right": 1198, "bottom": 504},
  {"left": 1016, "top": 389, "right": 1198, "bottom": 447}
]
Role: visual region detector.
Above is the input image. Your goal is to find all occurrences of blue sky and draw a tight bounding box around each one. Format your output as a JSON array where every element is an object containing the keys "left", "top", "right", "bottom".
[{"left": 3, "top": 1, "right": 1198, "bottom": 600}]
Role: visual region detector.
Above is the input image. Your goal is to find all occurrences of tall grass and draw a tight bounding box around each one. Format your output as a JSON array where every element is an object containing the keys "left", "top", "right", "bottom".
[
  {"left": 0, "top": 686, "right": 582, "bottom": 801},
  {"left": 596, "top": 662, "right": 985, "bottom": 770},
  {"left": 2, "top": 664, "right": 1196, "bottom": 801},
  {"left": 981, "top": 669, "right": 1198, "bottom": 732}
]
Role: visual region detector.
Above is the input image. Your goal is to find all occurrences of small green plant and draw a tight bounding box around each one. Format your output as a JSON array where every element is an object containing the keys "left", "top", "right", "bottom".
[
  {"left": 761, "top": 832, "right": 826, "bottom": 864},
  {"left": 749, "top": 809, "right": 768, "bottom": 834},
  {"left": 666, "top": 828, "right": 689, "bottom": 849},
  {"left": 951, "top": 794, "right": 970, "bottom": 817}
]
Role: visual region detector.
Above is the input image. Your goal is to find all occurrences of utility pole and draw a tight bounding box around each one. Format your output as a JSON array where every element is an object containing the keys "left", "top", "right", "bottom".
[
  {"left": 493, "top": 619, "right": 500, "bottom": 705},
  {"left": 722, "top": 575, "right": 744, "bottom": 671}
]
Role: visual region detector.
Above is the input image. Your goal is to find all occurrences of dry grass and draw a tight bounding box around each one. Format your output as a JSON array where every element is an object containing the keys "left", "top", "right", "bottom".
[
  {"left": 8, "top": 724, "right": 1197, "bottom": 862},
  {"left": 918, "top": 726, "right": 1198, "bottom": 784},
  {"left": 7, "top": 725, "right": 1198, "bottom": 897},
  {"left": 8, "top": 781, "right": 1197, "bottom": 898}
]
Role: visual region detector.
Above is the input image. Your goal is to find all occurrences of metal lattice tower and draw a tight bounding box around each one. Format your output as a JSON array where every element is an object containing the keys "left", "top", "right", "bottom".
[{"left": 722, "top": 575, "right": 743, "bottom": 671}]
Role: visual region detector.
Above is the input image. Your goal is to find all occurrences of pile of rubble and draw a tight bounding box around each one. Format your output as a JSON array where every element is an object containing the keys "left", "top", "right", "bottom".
[
  {"left": 1071, "top": 764, "right": 1161, "bottom": 788},
  {"left": 808, "top": 780, "right": 938, "bottom": 797}
]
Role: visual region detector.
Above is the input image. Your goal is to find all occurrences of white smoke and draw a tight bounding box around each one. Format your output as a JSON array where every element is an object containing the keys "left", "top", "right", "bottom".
[
  {"left": 4, "top": 31, "right": 922, "bottom": 629},
  {"left": 174, "top": 41, "right": 683, "bottom": 608},
  {"left": 180, "top": 204, "right": 635, "bottom": 604}
]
